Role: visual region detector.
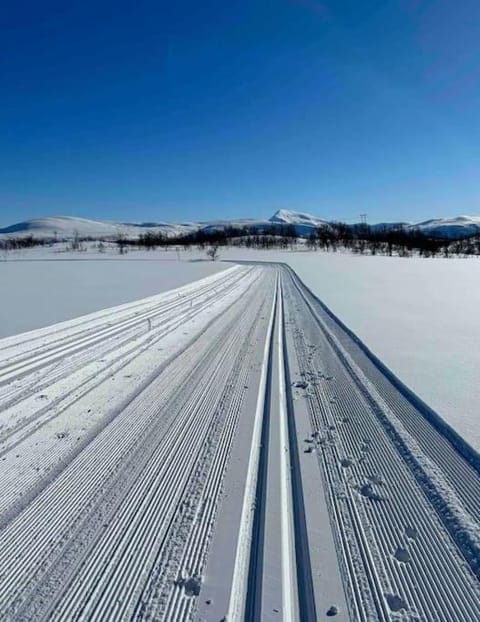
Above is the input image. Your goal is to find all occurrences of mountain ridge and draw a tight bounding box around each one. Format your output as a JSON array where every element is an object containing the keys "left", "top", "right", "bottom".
[{"left": 1, "top": 210, "right": 480, "bottom": 240}]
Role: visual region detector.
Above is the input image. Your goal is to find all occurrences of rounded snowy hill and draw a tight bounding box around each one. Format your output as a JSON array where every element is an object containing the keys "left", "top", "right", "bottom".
[
  {"left": 2, "top": 210, "right": 480, "bottom": 241},
  {"left": 414, "top": 215, "right": 480, "bottom": 239},
  {"left": 0, "top": 216, "right": 199, "bottom": 240}
]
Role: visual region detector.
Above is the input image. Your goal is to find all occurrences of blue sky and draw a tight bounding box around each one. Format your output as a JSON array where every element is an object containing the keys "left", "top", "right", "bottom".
[{"left": 1, "top": 0, "right": 480, "bottom": 226}]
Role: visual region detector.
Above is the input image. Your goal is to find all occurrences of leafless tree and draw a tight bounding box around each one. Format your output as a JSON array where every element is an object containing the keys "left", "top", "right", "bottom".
[{"left": 206, "top": 245, "right": 219, "bottom": 261}]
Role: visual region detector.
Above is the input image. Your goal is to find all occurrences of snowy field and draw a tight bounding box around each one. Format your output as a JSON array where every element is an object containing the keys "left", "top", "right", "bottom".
[
  {"left": 290, "top": 254, "right": 480, "bottom": 453},
  {"left": 0, "top": 246, "right": 227, "bottom": 338},
  {"left": 226, "top": 248, "right": 480, "bottom": 452},
  {"left": 2, "top": 243, "right": 479, "bottom": 450},
  {"left": 0, "top": 262, "right": 478, "bottom": 621}
]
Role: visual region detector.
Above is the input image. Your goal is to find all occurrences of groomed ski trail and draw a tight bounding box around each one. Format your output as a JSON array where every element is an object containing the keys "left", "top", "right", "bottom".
[{"left": 0, "top": 264, "right": 478, "bottom": 621}]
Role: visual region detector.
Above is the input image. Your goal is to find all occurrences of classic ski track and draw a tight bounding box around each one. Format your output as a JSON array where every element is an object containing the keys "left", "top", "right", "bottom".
[
  {"left": 0, "top": 266, "right": 240, "bottom": 361},
  {"left": 0, "top": 269, "right": 273, "bottom": 620},
  {"left": 0, "top": 263, "right": 479, "bottom": 622},
  {"left": 0, "top": 268, "right": 257, "bottom": 455},
  {"left": 0, "top": 266, "right": 246, "bottom": 391},
  {"left": 227, "top": 277, "right": 315, "bottom": 622},
  {"left": 282, "top": 267, "right": 480, "bottom": 621}
]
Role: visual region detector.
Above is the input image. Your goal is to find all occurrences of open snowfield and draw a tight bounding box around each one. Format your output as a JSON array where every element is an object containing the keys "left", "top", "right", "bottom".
[
  {"left": 0, "top": 260, "right": 479, "bottom": 621},
  {"left": 2, "top": 244, "right": 480, "bottom": 450},
  {"left": 0, "top": 246, "right": 227, "bottom": 338}
]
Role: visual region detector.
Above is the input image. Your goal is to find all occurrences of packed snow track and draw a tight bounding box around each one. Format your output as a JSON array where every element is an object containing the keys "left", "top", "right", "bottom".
[{"left": 0, "top": 264, "right": 479, "bottom": 621}]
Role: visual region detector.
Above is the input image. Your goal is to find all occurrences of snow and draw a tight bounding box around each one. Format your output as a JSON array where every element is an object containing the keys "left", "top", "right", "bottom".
[
  {"left": 0, "top": 259, "right": 479, "bottom": 619},
  {"left": 0, "top": 247, "right": 227, "bottom": 338},
  {"left": 0, "top": 215, "right": 199, "bottom": 240},
  {"left": 219, "top": 248, "right": 480, "bottom": 451},
  {"left": 3, "top": 210, "right": 480, "bottom": 241},
  {"left": 284, "top": 253, "right": 480, "bottom": 451},
  {"left": 269, "top": 208, "right": 329, "bottom": 228},
  {"left": 2, "top": 242, "right": 480, "bottom": 451},
  {"left": 415, "top": 215, "right": 480, "bottom": 238}
]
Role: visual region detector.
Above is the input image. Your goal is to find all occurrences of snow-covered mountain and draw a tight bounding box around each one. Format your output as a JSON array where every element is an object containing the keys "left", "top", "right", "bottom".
[
  {"left": 269, "top": 209, "right": 329, "bottom": 228},
  {"left": 413, "top": 216, "right": 480, "bottom": 239},
  {"left": 0, "top": 216, "right": 199, "bottom": 240},
  {"left": 1, "top": 211, "right": 480, "bottom": 241},
  {"left": 268, "top": 209, "right": 331, "bottom": 236}
]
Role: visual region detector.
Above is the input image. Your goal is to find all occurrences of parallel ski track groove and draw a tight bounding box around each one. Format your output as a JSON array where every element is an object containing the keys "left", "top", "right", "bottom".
[
  {"left": 0, "top": 267, "right": 241, "bottom": 361},
  {"left": 0, "top": 268, "right": 257, "bottom": 456},
  {"left": 0, "top": 270, "right": 274, "bottom": 619},
  {"left": 284, "top": 267, "right": 480, "bottom": 621},
  {"left": 1, "top": 263, "right": 479, "bottom": 622},
  {"left": 279, "top": 276, "right": 317, "bottom": 622},
  {"left": 243, "top": 280, "right": 276, "bottom": 622},
  {"left": 235, "top": 273, "right": 317, "bottom": 621}
]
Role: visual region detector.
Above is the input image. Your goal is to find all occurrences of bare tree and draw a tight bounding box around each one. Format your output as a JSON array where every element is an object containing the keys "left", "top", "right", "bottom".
[
  {"left": 206, "top": 245, "right": 219, "bottom": 261},
  {"left": 70, "top": 229, "right": 84, "bottom": 252}
]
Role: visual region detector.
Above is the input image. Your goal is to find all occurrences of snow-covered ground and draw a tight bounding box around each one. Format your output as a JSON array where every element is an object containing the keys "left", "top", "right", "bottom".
[
  {"left": 3, "top": 243, "right": 479, "bottom": 450},
  {"left": 220, "top": 248, "right": 480, "bottom": 452},
  {"left": 0, "top": 263, "right": 478, "bottom": 620},
  {"left": 0, "top": 246, "right": 227, "bottom": 338},
  {"left": 280, "top": 252, "right": 480, "bottom": 452}
]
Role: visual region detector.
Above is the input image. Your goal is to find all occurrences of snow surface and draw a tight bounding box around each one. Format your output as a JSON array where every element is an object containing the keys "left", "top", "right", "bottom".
[
  {"left": 0, "top": 247, "right": 227, "bottom": 338},
  {"left": 213, "top": 248, "right": 480, "bottom": 451},
  {"left": 1, "top": 262, "right": 478, "bottom": 620},
  {"left": 2, "top": 243, "right": 480, "bottom": 450}
]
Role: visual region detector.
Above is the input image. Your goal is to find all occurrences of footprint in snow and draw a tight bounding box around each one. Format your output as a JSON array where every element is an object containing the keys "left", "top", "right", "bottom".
[
  {"left": 360, "top": 440, "right": 371, "bottom": 453},
  {"left": 176, "top": 575, "right": 202, "bottom": 597},
  {"left": 326, "top": 605, "right": 338, "bottom": 616},
  {"left": 385, "top": 593, "right": 408, "bottom": 613},
  {"left": 358, "top": 482, "right": 382, "bottom": 501},
  {"left": 393, "top": 546, "right": 411, "bottom": 564},
  {"left": 294, "top": 381, "right": 309, "bottom": 389},
  {"left": 405, "top": 526, "right": 418, "bottom": 540}
]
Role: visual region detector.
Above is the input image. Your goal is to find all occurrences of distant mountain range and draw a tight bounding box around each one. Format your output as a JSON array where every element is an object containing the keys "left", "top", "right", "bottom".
[{"left": 1, "top": 210, "right": 480, "bottom": 240}]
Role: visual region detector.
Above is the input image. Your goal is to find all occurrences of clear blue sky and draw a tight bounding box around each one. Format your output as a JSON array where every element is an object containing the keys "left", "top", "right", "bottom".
[{"left": 1, "top": 0, "right": 480, "bottom": 226}]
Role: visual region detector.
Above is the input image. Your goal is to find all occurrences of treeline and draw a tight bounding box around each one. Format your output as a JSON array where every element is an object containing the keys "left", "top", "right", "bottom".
[
  {"left": 0, "top": 235, "right": 47, "bottom": 251},
  {"left": 305, "top": 225, "right": 450, "bottom": 258},
  {"left": 117, "top": 224, "right": 300, "bottom": 251},
  {"left": 118, "top": 223, "right": 480, "bottom": 258},
  {"left": 3, "top": 223, "right": 480, "bottom": 258}
]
